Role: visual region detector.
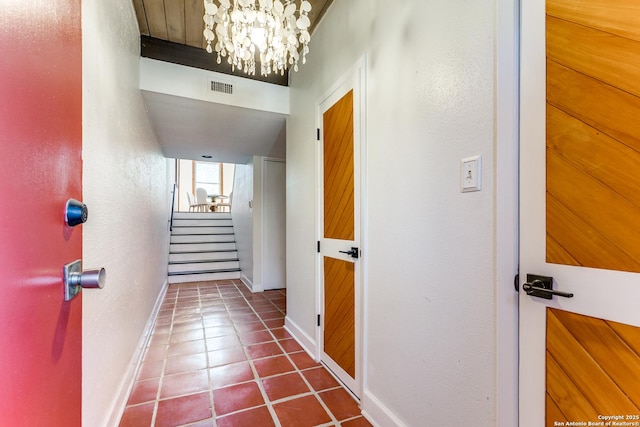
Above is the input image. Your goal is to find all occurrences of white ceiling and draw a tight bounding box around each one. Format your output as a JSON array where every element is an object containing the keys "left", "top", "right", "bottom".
[{"left": 142, "top": 90, "right": 287, "bottom": 164}]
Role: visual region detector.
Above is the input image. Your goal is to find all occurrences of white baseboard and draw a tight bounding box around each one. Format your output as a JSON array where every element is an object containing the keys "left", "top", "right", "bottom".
[
  {"left": 241, "top": 274, "right": 260, "bottom": 292},
  {"left": 284, "top": 316, "right": 317, "bottom": 358},
  {"left": 284, "top": 319, "right": 404, "bottom": 427},
  {"left": 361, "top": 389, "right": 407, "bottom": 427},
  {"left": 107, "top": 279, "right": 168, "bottom": 427}
]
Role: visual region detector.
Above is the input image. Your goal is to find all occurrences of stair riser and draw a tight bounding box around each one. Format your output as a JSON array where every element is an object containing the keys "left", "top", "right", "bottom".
[
  {"left": 168, "top": 271, "right": 241, "bottom": 284},
  {"left": 169, "top": 251, "right": 238, "bottom": 262},
  {"left": 172, "top": 219, "right": 233, "bottom": 227},
  {"left": 168, "top": 261, "right": 240, "bottom": 273},
  {"left": 170, "top": 242, "right": 236, "bottom": 253},
  {"left": 173, "top": 212, "right": 231, "bottom": 220},
  {"left": 171, "top": 234, "right": 235, "bottom": 244},
  {"left": 168, "top": 212, "right": 240, "bottom": 284},
  {"left": 172, "top": 227, "right": 234, "bottom": 235}
]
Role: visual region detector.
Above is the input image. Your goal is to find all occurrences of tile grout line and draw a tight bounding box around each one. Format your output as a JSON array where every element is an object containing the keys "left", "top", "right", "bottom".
[
  {"left": 153, "top": 283, "right": 214, "bottom": 426},
  {"left": 254, "top": 299, "right": 342, "bottom": 425},
  {"left": 150, "top": 285, "right": 179, "bottom": 426},
  {"left": 263, "top": 290, "right": 360, "bottom": 426},
  {"left": 122, "top": 281, "right": 367, "bottom": 426},
  {"left": 231, "top": 280, "right": 343, "bottom": 427},
  {"left": 202, "top": 283, "right": 218, "bottom": 427},
  {"left": 231, "top": 280, "right": 284, "bottom": 427},
  {"left": 201, "top": 280, "right": 277, "bottom": 426}
]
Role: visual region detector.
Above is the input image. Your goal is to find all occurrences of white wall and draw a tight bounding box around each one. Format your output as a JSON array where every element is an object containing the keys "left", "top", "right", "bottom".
[
  {"left": 177, "top": 159, "right": 193, "bottom": 211},
  {"left": 287, "top": 0, "right": 505, "bottom": 425},
  {"left": 222, "top": 163, "right": 235, "bottom": 196},
  {"left": 233, "top": 160, "right": 255, "bottom": 286},
  {"left": 261, "top": 158, "right": 286, "bottom": 290},
  {"left": 252, "top": 157, "right": 264, "bottom": 290},
  {"left": 140, "top": 58, "right": 290, "bottom": 115},
  {"left": 234, "top": 157, "right": 286, "bottom": 292},
  {"left": 252, "top": 156, "right": 288, "bottom": 292},
  {"left": 82, "top": 1, "right": 170, "bottom": 426}
]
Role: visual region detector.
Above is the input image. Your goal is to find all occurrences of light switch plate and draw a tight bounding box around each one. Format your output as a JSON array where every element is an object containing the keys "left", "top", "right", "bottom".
[{"left": 461, "top": 155, "right": 482, "bottom": 192}]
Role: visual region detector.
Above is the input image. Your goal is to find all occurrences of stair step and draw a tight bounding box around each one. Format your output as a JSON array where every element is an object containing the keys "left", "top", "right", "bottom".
[
  {"left": 170, "top": 234, "right": 235, "bottom": 244},
  {"left": 172, "top": 226, "right": 234, "bottom": 235},
  {"left": 169, "top": 258, "right": 239, "bottom": 265},
  {"left": 170, "top": 242, "right": 237, "bottom": 253},
  {"left": 173, "top": 212, "right": 231, "bottom": 220},
  {"left": 168, "top": 212, "right": 240, "bottom": 284},
  {"left": 168, "top": 260, "right": 240, "bottom": 273},
  {"left": 172, "top": 219, "right": 233, "bottom": 227},
  {"left": 168, "top": 270, "right": 241, "bottom": 284},
  {"left": 168, "top": 267, "right": 241, "bottom": 276},
  {"left": 169, "top": 251, "right": 238, "bottom": 262}
]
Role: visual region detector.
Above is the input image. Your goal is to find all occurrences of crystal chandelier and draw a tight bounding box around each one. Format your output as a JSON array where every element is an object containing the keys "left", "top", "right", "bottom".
[{"left": 203, "top": 0, "right": 312, "bottom": 77}]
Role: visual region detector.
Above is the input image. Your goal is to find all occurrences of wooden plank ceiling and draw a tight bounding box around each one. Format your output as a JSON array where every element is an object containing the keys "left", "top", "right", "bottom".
[{"left": 132, "top": 0, "right": 333, "bottom": 85}]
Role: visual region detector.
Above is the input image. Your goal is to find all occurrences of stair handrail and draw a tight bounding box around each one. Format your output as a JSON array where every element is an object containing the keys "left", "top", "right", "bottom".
[{"left": 169, "top": 182, "right": 177, "bottom": 232}]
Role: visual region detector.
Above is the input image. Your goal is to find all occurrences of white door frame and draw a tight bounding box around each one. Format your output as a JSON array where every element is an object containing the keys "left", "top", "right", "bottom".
[
  {"left": 496, "top": 0, "right": 520, "bottom": 424},
  {"left": 315, "top": 56, "right": 367, "bottom": 398}
]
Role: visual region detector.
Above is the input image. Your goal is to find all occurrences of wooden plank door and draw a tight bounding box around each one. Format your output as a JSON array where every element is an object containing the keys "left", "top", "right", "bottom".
[
  {"left": 0, "top": 0, "right": 84, "bottom": 425},
  {"left": 520, "top": 0, "right": 640, "bottom": 425},
  {"left": 318, "top": 62, "right": 364, "bottom": 398},
  {"left": 323, "top": 89, "right": 356, "bottom": 392}
]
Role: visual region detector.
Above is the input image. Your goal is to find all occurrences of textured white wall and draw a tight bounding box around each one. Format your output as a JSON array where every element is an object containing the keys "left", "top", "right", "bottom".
[
  {"left": 222, "top": 163, "right": 235, "bottom": 196},
  {"left": 177, "top": 159, "right": 194, "bottom": 211},
  {"left": 82, "top": 1, "right": 170, "bottom": 426},
  {"left": 234, "top": 157, "right": 287, "bottom": 292},
  {"left": 233, "top": 160, "right": 255, "bottom": 286},
  {"left": 262, "top": 158, "right": 286, "bottom": 290},
  {"left": 252, "top": 156, "right": 265, "bottom": 291},
  {"left": 287, "top": 0, "right": 500, "bottom": 425},
  {"left": 140, "top": 58, "right": 290, "bottom": 115}
]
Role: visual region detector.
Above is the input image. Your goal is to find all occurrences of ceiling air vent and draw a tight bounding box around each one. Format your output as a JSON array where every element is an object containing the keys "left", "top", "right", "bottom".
[{"left": 209, "top": 79, "right": 233, "bottom": 95}]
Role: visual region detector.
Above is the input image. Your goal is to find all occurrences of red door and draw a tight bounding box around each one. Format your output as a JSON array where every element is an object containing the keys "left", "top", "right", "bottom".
[{"left": 0, "top": 0, "right": 83, "bottom": 425}]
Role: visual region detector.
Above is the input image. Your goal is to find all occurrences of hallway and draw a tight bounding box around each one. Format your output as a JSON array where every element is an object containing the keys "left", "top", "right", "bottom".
[{"left": 119, "top": 281, "right": 371, "bottom": 426}]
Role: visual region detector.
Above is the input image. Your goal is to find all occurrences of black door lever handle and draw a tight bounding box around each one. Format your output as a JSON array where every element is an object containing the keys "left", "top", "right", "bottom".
[
  {"left": 522, "top": 275, "right": 574, "bottom": 300},
  {"left": 339, "top": 247, "right": 359, "bottom": 259}
]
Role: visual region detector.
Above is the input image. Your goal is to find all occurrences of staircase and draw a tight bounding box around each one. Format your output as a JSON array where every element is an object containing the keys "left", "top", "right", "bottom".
[{"left": 168, "top": 212, "right": 241, "bottom": 284}]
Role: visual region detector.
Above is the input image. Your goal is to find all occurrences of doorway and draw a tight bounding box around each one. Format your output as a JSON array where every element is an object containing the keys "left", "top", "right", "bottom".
[
  {"left": 316, "top": 58, "right": 366, "bottom": 398},
  {"left": 519, "top": 0, "right": 640, "bottom": 425},
  {"left": 176, "top": 160, "right": 235, "bottom": 212}
]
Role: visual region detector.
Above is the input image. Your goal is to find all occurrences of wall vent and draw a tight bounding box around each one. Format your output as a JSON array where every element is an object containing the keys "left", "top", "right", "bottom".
[{"left": 209, "top": 80, "right": 233, "bottom": 95}]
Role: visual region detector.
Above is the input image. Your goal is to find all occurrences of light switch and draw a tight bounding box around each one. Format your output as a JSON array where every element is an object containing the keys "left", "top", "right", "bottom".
[{"left": 461, "top": 155, "right": 482, "bottom": 192}]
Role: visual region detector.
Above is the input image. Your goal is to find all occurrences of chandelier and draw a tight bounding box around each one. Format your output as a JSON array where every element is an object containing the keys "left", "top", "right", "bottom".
[{"left": 203, "top": 0, "right": 312, "bottom": 77}]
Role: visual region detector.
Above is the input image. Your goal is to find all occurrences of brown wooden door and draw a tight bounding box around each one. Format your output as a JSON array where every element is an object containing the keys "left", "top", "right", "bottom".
[
  {"left": 318, "top": 66, "right": 364, "bottom": 397},
  {"left": 323, "top": 89, "right": 356, "bottom": 381},
  {"left": 520, "top": 0, "right": 640, "bottom": 425}
]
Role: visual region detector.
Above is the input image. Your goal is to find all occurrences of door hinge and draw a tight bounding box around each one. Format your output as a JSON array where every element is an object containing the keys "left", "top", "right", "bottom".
[
  {"left": 317, "top": 241, "right": 320, "bottom": 253},
  {"left": 317, "top": 314, "right": 321, "bottom": 327},
  {"left": 317, "top": 128, "right": 320, "bottom": 141}
]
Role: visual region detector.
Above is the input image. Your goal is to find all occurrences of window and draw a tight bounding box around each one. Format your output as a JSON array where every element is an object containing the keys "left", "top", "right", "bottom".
[{"left": 194, "top": 162, "right": 221, "bottom": 195}]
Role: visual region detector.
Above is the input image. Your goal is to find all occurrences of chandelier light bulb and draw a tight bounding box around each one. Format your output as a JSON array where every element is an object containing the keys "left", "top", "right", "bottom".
[{"left": 203, "top": 0, "right": 312, "bottom": 77}]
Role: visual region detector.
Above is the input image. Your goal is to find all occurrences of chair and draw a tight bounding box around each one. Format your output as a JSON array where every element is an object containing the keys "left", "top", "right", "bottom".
[
  {"left": 195, "top": 188, "right": 212, "bottom": 212},
  {"left": 215, "top": 192, "right": 232, "bottom": 212},
  {"left": 186, "top": 192, "right": 199, "bottom": 212}
]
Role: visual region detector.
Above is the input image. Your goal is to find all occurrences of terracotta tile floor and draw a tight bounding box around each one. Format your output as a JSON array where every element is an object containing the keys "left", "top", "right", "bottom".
[{"left": 119, "top": 280, "right": 372, "bottom": 427}]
